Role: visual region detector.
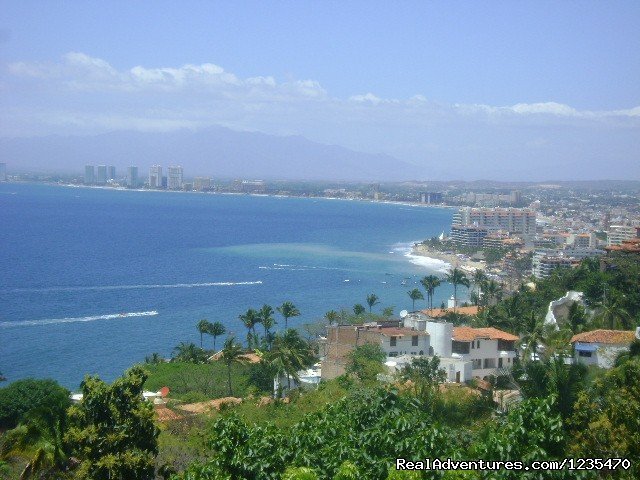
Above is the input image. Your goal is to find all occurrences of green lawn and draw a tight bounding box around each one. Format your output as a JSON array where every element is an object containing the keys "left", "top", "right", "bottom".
[{"left": 142, "top": 361, "right": 253, "bottom": 401}]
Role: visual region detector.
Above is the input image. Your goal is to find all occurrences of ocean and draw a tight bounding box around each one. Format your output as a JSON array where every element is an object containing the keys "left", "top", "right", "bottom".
[{"left": 0, "top": 183, "right": 458, "bottom": 388}]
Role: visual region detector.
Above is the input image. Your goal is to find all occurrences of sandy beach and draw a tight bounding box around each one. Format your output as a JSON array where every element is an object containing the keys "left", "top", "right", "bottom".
[{"left": 411, "top": 243, "right": 486, "bottom": 274}]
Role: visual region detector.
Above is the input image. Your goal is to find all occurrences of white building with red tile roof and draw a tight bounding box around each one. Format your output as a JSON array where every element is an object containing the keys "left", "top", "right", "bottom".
[
  {"left": 571, "top": 329, "right": 637, "bottom": 368},
  {"left": 451, "top": 327, "right": 519, "bottom": 379}
]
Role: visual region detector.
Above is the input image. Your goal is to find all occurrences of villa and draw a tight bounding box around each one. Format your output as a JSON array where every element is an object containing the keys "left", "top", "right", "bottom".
[
  {"left": 571, "top": 329, "right": 637, "bottom": 368},
  {"left": 451, "top": 327, "right": 519, "bottom": 379}
]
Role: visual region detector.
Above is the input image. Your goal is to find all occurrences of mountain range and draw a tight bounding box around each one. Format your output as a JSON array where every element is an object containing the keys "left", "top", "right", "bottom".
[{"left": 0, "top": 127, "right": 420, "bottom": 182}]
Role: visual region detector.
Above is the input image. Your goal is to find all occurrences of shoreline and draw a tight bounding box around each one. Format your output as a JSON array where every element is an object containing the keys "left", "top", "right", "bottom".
[
  {"left": 1, "top": 180, "right": 457, "bottom": 210},
  {"left": 410, "top": 243, "right": 485, "bottom": 274}
]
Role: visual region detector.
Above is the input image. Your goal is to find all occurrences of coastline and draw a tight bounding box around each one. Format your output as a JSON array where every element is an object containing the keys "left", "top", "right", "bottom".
[
  {"left": 410, "top": 243, "right": 485, "bottom": 274},
  {"left": 2, "top": 180, "right": 456, "bottom": 210}
]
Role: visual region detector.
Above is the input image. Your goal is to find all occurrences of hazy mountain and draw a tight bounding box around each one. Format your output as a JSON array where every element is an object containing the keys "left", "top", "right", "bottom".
[{"left": 0, "top": 127, "right": 419, "bottom": 181}]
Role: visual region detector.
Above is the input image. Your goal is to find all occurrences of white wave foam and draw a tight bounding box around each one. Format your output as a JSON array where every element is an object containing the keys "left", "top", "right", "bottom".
[
  {"left": 0, "top": 310, "right": 159, "bottom": 328},
  {"left": 405, "top": 253, "right": 451, "bottom": 274},
  {"left": 9, "top": 281, "right": 263, "bottom": 293}
]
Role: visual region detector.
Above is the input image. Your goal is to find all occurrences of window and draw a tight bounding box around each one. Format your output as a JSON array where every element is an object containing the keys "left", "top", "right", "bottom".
[
  {"left": 390, "top": 336, "right": 397, "bottom": 347},
  {"left": 410, "top": 351, "right": 416, "bottom": 355},
  {"left": 483, "top": 358, "right": 496, "bottom": 369},
  {"left": 578, "top": 351, "right": 592, "bottom": 357},
  {"left": 471, "top": 341, "right": 475, "bottom": 349},
  {"left": 389, "top": 352, "right": 398, "bottom": 357},
  {"left": 419, "top": 350, "right": 424, "bottom": 355},
  {"left": 412, "top": 335, "right": 418, "bottom": 346},
  {"left": 477, "top": 340, "right": 481, "bottom": 348},
  {"left": 498, "top": 358, "right": 503, "bottom": 368}
]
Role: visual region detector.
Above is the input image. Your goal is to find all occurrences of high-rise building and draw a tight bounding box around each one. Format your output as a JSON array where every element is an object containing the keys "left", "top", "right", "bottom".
[
  {"left": 107, "top": 166, "right": 116, "bottom": 181},
  {"left": 452, "top": 207, "right": 537, "bottom": 236},
  {"left": 84, "top": 165, "right": 95, "bottom": 185},
  {"left": 126, "top": 166, "right": 138, "bottom": 188},
  {"left": 149, "top": 165, "right": 163, "bottom": 188},
  {"left": 509, "top": 190, "right": 522, "bottom": 205},
  {"left": 0, "top": 162, "right": 6, "bottom": 182},
  {"left": 167, "top": 165, "right": 184, "bottom": 190},
  {"left": 96, "top": 165, "right": 107, "bottom": 184},
  {"left": 194, "top": 177, "right": 211, "bottom": 191}
]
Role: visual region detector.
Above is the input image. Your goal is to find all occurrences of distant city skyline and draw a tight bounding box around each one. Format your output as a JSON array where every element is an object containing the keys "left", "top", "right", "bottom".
[{"left": 1, "top": 2, "right": 639, "bottom": 180}]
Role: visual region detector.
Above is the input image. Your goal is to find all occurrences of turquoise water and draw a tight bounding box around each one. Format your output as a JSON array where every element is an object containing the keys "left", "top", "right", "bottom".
[{"left": 0, "top": 183, "right": 457, "bottom": 388}]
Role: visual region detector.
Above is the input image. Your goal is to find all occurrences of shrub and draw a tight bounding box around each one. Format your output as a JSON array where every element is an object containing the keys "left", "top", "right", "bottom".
[{"left": 0, "top": 378, "right": 70, "bottom": 429}]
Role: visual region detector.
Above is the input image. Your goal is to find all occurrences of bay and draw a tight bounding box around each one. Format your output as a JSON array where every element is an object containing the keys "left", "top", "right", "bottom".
[{"left": 0, "top": 183, "right": 457, "bottom": 388}]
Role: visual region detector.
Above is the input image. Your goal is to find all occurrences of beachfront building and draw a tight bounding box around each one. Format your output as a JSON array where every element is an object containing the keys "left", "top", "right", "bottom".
[
  {"left": 571, "top": 329, "right": 637, "bottom": 368},
  {"left": 194, "top": 177, "right": 212, "bottom": 191},
  {"left": 84, "top": 165, "right": 95, "bottom": 185},
  {"left": 126, "top": 166, "right": 138, "bottom": 188},
  {"left": 453, "top": 207, "right": 537, "bottom": 237},
  {"left": 451, "top": 327, "right": 519, "bottom": 379},
  {"left": 167, "top": 165, "right": 184, "bottom": 190},
  {"left": 149, "top": 165, "right": 163, "bottom": 188},
  {"left": 450, "top": 224, "right": 488, "bottom": 248},
  {"left": 107, "top": 165, "right": 116, "bottom": 182},
  {"left": 96, "top": 165, "right": 107, "bottom": 184}
]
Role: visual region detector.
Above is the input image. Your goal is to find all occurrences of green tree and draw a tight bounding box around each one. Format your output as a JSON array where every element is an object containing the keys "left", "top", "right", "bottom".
[
  {"left": 400, "top": 356, "right": 446, "bottom": 401},
  {"left": 407, "top": 288, "right": 424, "bottom": 310},
  {"left": 277, "top": 301, "right": 301, "bottom": 329},
  {"left": 220, "top": 337, "right": 245, "bottom": 396},
  {"left": 209, "top": 321, "right": 226, "bottom": 352},
  {"left": 324, "top": 310, "right": 339, "bottom": 324},
  {"left": 353, "top": 304, "right": 365, "bottom": 316},
  {"left": 239, "top": 308, "right": 261, "bottom": 349},
  {"left": 382, "top": 306, "right": 394, "bottom": 318},
  {"left": 172, "top": 342, "right": 208, "bottom": 363},
  {"left": 366, "top": 293, "right": 380, "bottom": 313},
  {"left": 597, "top": 291, "right": 631, "bottom": 329},
  {"left": 0, "top": 399, "right": 70, "bottom": 479},
  {"left": 420, "top": 274, "right": 441, "bottom": 313},
  {"left": 265, "top": 329, "right": 315, "bottom": 395},
  {"left": 0, "top": 379, "right": 70, "bottom": 430},
  {"left": 65, "top": 366, "right": 159, "bottom": 480},
  {"left": 346, "top": 344, "right": 385, "bottom": 383},
  {"left": 445, "top": 267, "right": 470, "bottom": 313},
  {"left": 197, "top": 318, "right": 212, "bottom": 348},
  {"left": 259, "top": 304, "right": 276, "bottom": 347}
]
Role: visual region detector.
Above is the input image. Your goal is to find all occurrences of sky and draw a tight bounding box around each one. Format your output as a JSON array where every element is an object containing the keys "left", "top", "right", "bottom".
[{"left": 1, "top": 1, "right": 639, "bottom": 180}]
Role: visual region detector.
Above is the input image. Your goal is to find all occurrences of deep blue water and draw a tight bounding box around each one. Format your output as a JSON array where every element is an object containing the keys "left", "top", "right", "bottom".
[{"left": 0, "top": 183, "right": 456, "bottom": 388}]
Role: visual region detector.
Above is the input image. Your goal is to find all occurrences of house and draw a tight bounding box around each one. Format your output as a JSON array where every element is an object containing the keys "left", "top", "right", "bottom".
[
  {"left": 321, "top": 315, "right": 473, "bottom": 383},
  {"left": 570, "top": 329, "right": 637, "bottom": 368},
  {"left": 451, "top": 327, "right": 519, "bottom": 379},
  {"left": 321, "top": 322, "right": 430, "bottom": 379}
]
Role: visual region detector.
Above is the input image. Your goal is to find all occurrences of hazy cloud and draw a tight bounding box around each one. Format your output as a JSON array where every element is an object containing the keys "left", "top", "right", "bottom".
[{"left": 2, "top": 52, "right": 639, "bottom": 179}]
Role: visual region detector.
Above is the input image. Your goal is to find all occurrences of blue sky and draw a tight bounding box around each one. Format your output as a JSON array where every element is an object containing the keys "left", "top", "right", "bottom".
[{"left": 1, "top": 1, "right": 639, "bottom": 179}]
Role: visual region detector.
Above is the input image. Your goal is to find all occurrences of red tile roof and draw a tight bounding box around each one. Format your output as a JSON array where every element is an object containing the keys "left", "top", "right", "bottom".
[
  {"left": 570, "top": 329, "right": 636, "bottom": 345},
  {"left": 453, "top": 327, "right": 519, "bottom": 342}
]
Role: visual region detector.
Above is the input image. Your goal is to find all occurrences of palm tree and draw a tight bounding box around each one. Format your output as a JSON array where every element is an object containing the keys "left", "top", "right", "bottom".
[
  {"left": 407, "top": 288, "right": 424, "bottom": 311},
  {"left": 277, "top": 301, "right": 300, "bottom": 328},
  {"left": 220, "top": 337, "right": 245, "bottom": 396},
  {"left": 266, "top": 329, "right": 315, "bottom": 395},
  {"left": 483, "top": 280, "right": 501, "bottom": 307},
  {"left": 353, "top": 304, "right": 365, "bottom": 315},
  {"left": 472, "top": 269, "right": 487, "bottom": 299},
  {"left": 259, "top": 304, "right": 276, "bottom": 337},
  {"left": 324, "top": 310, "right": 339, "bottom": 324},
  {"left": 420, "top": 275, "right": 441, "bottom": 313},
  {"left": 172, "top": 342, "right": 207, "bottom": 363},
  {"left": 519, "top": 312, "right": 545, "bottom": 362},
  {"left": 0, "top": 402, "right": 70, "bottom": 479},
  {"left": 445, "top": 267, "right": 470, "bottom": 313},
  {"left": 366, "top": 293, "right": 380, "bottom": 313},
  {"left": 209, "top": 321, "right": 226, "bottom": 351},
  {"left": 197, "top": 319, "right": 212, "bottom": 348},
  {"left": 597, "top": 293, "right": 631, "bottom": 329},
  {"left": 239, "top": 308, "right": 261, "bottom": 349}
]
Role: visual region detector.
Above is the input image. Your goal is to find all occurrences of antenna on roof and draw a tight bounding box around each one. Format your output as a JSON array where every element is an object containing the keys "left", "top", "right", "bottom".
[{"left": 399, "top": 310, "right": 408, "bottom": 319}]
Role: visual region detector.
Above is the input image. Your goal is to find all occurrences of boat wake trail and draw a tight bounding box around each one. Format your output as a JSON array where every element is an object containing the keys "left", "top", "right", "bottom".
[
  {"left": 0, "top": 310, "right": 159, "bottom": 329},
  {"left": 8, "top": 281, "right": 263, "bottom": 293}
]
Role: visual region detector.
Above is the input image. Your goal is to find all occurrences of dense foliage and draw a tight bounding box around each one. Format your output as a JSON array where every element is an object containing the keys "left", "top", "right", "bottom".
[{"left": 0, "top": 379, "right": 70, "bottom": 429}]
